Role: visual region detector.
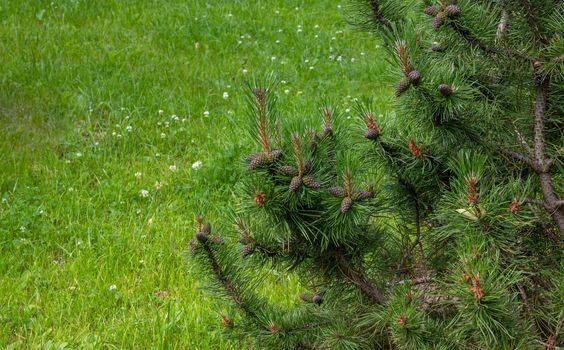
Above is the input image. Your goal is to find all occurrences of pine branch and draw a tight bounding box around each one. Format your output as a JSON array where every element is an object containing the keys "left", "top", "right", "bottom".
[
  {"left": 531, "top": 76, "right": 564, "bottom": 233},
  {"left": 199, "top": 239, "right": 258, "bottom": 319},
  {"left": 368, "top": 0, "right": 392, "bottom": 31},
  {"left": 335, "top": 251, "right": 386, "bottom": 304},
  {"left": 519, "top": 0, "right": 548, "bottom": 44},
  {"left": 448, "top": 19, "right": 536, "bottom": 62},
  {"left": 495, "top": 10, "right": 510, "bottom": 43}
]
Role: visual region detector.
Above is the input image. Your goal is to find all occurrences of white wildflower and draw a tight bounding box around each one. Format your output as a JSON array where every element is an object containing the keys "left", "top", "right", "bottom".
[
  {"left": 192, "top": 160, "right": 203, "bottom": 170},
  {"left": 140, "top": 189, "right": 149, "bottom": 198},
  {"left": 169, "top": 165, "right": 177, "bottom": 172},
  {"left": 109, "top": 284, "right": 117, "bottom": 291}
]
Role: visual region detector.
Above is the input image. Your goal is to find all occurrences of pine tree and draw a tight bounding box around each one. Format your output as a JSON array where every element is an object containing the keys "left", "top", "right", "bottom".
[{"left": 190, "top": 1, "right": 563, "bottom": 348}]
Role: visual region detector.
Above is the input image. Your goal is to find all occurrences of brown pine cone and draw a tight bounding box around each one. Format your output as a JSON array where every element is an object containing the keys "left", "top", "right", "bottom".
[
  {"left": 395, "top": 78, "right": 411, "bottom": 97},
  {"left": 340, "top": 196, "right": 353, "bottom": 213},
  {"left": 364, "top": 128, "right": 380, "bottom": 140},
  {"left": 433, "top": 12, "right": 446, "bottom": 29},
  {"left": 424, "top": 5, "right": 439, "bottom": 16},
  {"left": 303, "top": 176, "right": 321, "bottom": 189},
  {"left": 289, "top": 176, "right": 302, "bottom": 192},
  {"left": 242, "top": 244, "right": 255, "bottom": 258},
  {"left": 445, "top": 4, "right": 460, "bottom": 17},
  {"left": 328, "top": 186, "right": 346, "bottom": 197},
  {"left": 407, "top": 70, "right": 421, "bottom": 85},
  {"left": 279, "top": 165, "right": 297, "bottom": 176},
  {"left": 438, "top": 83, "right": 454, "bottom": 96}
]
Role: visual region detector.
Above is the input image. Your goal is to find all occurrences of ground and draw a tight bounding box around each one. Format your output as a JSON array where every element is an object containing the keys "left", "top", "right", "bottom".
[{"left": 0, "top": 0, "right": 390, "bottom": 348}]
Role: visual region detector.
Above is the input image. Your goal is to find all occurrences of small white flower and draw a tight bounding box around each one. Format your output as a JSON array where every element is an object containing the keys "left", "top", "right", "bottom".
[
  {"left": 125, "top": 115, "right": 130, "bottom": 119},
  {"left": 157, "top": 122, "right": 162, "bottom": 126},
  {"left": 158, "top": 109, "right": 164, "bottom": 114},
  {"left": 148, "top": 218, "right": 154, "bottom": 225},
  {"left": 154, "top": 181, "right": 162, "bottom": 190},
  {"left": 126, "top": 125, "right": 133, "bottom": 132},
  {"left": 275, "top": 40, "right": 280, "bottom": 44},
  {"left": 223, "top": 92, "right": 229, "bottom": 100},
  {"left": 192, "top": 160, "right": 203, "bottom": 170},
  {"left": 242, "top": 68, "right": 248, "bottom": 74},
  {"left": 345, "top": 108, "right": 351, "bottom": 113},
  {"left": 309, "top": 66, "right": 314, "bottom": 70},
  {"left": 109, "top": 284, "right": 117, "bottom": 291},
  {"left": 314, "top": 34, "right": 319, "bottom": 38},
  {"left": 227, "top": 13, "right": 233, "bottom": 17},
  {"left": 297, "top": 28, "right": 302, "bottom": 33},
  {"left": 284, "top": 89, "right": 290, "bottom": 94},
  {"left": 361, "top": 52, "right": 366, "bottom": 56},
  {"left": 351, "top": 58, "right": 356, "bottom": 63},
  {"left": 135, "top": 172, "right": 142, "bottom": 178},
  {"left": 140, "top": 189, "right": 149, "bottom": 198},
  {"left": 19, "top": 226, "right": 26, "bottom": 232},
  {"left": 182, "top": 118, "right": 187, "bottom": 123},
  {"left": 271, "top": 56, "right": 276, "bottom": 61},
  {"left": 281, "top": 80, "right": 287, "bottom": 84},
  {"left": 117, "top": 134, "right": 122, "bottom": 138},
  {"left": 275, "top": 10, "right": 279, "bottom": 14},
  {"left": 76, "top": 152, "right": 82, "bottom": 157},
  {"left": 169, "top": 165, "right": 177, "bottom": 172},
  {"left": 136, "top": 209, "right": 142, "bottom": 214},
  {"left": 304, "top": 59, "right": 309, "bottom": 63},
  {"left": 203, "top": 111, "right": 210, "bottom": 117},
  {"left": 336, "top": 56, "right": 343, "bottom": 62},
  {"left": 160, "top": 133, "right": 166, "bottom": 138},
  {"left": 278, "top": 29, "right": 283, "bottom": 33},
  {"left": 94, "top": 141, "right": 99, "bottom": 146},
  {"left": 115, "top": 124, "right": 120, "bottom": 128},
  {"left": 314, "top": 24, "right": 320, "bottom": 29},
  {"left": 237, "top": 40, "right": 242, "bottom": 44}
]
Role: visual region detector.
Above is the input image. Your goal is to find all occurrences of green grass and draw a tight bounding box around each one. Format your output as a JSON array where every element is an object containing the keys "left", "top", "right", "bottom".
[{"left": 0, "top": 0, "right": 390, "bottom": 348}]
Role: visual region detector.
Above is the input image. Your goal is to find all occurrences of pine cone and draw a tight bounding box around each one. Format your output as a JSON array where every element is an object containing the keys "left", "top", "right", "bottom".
[
  {"left": 340, "top": 196, "right": 353, "bottom": 213},
  {"left": 424, "top": 5, "right": 439, "bottom": 16},
  {"left": 407, "top": 70, "right": 421, "bottom": 85},
  {"left": 328, "top": 186, "right": 346, "bottom": 197},
  {"left": 196, "top": 232, "right": 207, "bottom": 243},
  {"left": 364, "top": 128, "right": 380, "bottom": 140},
  {"left": 247, "top": 153, "right": 265, "bottom": 169},
  {"left": 395, "top": 78, "right": 410, "bottom": 97},
  {"left": 270, "top": 149, "right": 283, "bottom": 160},
  {"left": 431, "top": 42, "right": 443, "bottom": 52},
  {"left": 303, "top": 176, "right": 321, "bottom": 189},
  {"left": 279, "top": 165, "right": 297, "bottom": 176},
  {"left": 323, "top": 127, "right": 333, "bottom": 137},
  {"left": 445, "top": 4, "right": 460, "bottom": 17},
  {"left": 353, "top": 190, "right": 374, "bottom": 200},
  {"left": 433, "top": 12, "right": 446, "bottom": 29},
  {"left": 438, "top": 83, "right": 454, "bottom": 96},
  {"left": 312, "top": 294, "right": 322, "bottom": 305},
  {"left": 202, "top": 223, "right": 211, "bottom": 234},
  {"left": 242, "top": 244, "right": 255, "bottom": 258},
  {"left": 289, "top": 176, "right": 302, "bottom": 192},
  {"left": 304, "top": 160, "right": 314, "bottom": 174}
]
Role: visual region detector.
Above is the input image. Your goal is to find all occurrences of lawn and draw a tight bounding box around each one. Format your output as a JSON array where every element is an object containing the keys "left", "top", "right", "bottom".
[{"left": 0, "top": 0, "right": 391, "bottom": 348}]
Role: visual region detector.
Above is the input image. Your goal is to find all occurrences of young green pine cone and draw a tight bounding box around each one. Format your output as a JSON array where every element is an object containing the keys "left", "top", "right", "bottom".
[
  {"left": 242, "top": 244, "right": 255, "bottom": 258},
  {"left": 302, "top": 176, "right": 321, "bottom": 189},
  {"left": 407, "top": 70, "right": 421, "bottom": 85},
  {"left": 364, "top": 128, "right": 380, "bottom": 140},
  {"left": 289, "top": 176, "right": 302, "bottom": 192},
  {"left": 328, "top": 186, "right": 346, "bottom": 197},
  {"left": 424, "top": 5, "right": 439, "bottom": 16},
  {"left": 395, "top": 78, "right": 411, "bottom": 97},
  {"left": 445, "top": 4, "right": 460, "bottom": 17},
  {"left": 279, "top": 165, "right": 297, "bottom": 176},
  {"left": 340, "top": 196, "right": 353, "bottom": 213},
  {"left": 433, "top": 12, "right": 446, "bottom": 29},
  {"left": 438, "top": 83, "right": 454, "bottom": 96}
]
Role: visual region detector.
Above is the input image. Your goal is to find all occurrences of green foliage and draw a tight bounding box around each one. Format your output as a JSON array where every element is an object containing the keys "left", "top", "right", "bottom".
[{"left": 193, "top": 0, "right": 564, "bottom": 349}]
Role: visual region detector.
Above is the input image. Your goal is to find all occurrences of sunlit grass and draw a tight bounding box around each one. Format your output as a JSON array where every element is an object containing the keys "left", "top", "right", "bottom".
[{"left": 0, "top": 0, "right": 391, "bottom": 348}]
